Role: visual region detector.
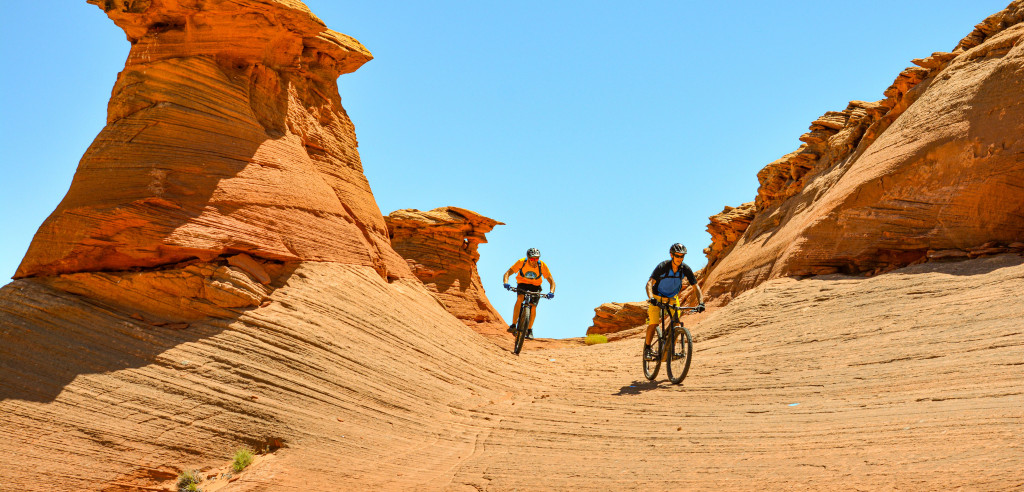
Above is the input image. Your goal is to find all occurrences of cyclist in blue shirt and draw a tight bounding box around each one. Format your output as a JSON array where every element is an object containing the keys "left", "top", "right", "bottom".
[{"left": 644, "top": 243, "right": 705, "bottom": 360}]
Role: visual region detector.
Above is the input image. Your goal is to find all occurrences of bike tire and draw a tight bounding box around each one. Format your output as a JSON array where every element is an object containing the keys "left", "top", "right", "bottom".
[
  {"left": 513, "top": 308, "right": 530, "bottom": 355},
  {"left": 666, "top": 325, "right": 693, "bottom": 384},
  {"left": 643, "top": 327, "right": 663, "bottom": 381}
]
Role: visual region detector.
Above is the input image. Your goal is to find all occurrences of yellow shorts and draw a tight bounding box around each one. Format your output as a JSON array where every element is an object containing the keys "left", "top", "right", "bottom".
[{"left": 647, "top": 295, "right": 681, "bottom": 325}]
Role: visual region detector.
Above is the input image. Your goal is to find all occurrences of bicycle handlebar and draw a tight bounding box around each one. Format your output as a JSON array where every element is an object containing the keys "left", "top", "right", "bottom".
[
  {"left": 507, "top": 285, "right": 552, "bottom": 298},
  {"left": 649, "top": 299, "right": 700, "bottom": 312}
]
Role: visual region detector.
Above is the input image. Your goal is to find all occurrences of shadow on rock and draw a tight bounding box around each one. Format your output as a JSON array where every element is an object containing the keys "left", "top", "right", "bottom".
[{"left": 0, "top": 261, "right": 297, "bottom": 403}]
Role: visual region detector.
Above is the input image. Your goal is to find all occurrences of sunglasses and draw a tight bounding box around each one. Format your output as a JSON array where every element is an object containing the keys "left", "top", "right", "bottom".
[{"left": 672, "top": 254, "right": 685, "bottom": 258}]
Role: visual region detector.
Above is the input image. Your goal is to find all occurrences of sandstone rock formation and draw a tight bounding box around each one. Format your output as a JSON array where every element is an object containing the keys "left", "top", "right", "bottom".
[
  {"left": 16, "top": 0, "right": 412, "bottom": 283},
  {"left": 704, "top": 202, "right": 756, "bottom": 270},
  {"left": 3, "top": 1, "right": 1024, "bottom": 490},
  {"left": 586, "top": 301, "right": 648, "bottom": 336},
  {"left": 384, "top": 207, "right": 507, "bottom": 336},
  {"left": 700, "top": 0, "right": 1024, "bottom": 304}
]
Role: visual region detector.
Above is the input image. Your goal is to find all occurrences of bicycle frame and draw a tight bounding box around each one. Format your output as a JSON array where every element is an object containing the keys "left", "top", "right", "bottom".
[
  {"left": 645, "top": 299, "right": 698, "bottom": 383},
  {"left": 508, "top": 286, "right": 549, "bottom": 355}
]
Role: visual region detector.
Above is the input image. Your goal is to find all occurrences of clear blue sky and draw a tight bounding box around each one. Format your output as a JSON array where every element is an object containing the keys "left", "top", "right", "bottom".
[{"left": 0, "top": 1, "right": 1008, "bottom": 338}]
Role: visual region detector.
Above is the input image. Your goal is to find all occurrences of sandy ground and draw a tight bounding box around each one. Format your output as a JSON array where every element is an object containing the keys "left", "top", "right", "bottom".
[{"left": 1, "top": 255, "right": 1021, "bottom": 491}]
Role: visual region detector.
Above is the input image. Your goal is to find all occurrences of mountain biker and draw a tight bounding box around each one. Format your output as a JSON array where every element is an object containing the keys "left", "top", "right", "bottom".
[
  {"left": 503, "top": 248, "right": 555, "bottom": 340},
  {"left": 644, "top": 243, "right": 705, "bottom": 360}
]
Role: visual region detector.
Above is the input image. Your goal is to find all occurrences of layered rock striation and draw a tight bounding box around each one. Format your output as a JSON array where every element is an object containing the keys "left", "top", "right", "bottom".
[
  {"left": 1, "top": 2, "right": 514, "bottom": 490},
  {"left": 700, "top": 1, "right": 1024, "bottom": 304},
  {"left": 17, "top": 0, "right": 411, "bottom": 282},
  {"left": 384, "top": 207, "right": 507, "bottom": 336}
]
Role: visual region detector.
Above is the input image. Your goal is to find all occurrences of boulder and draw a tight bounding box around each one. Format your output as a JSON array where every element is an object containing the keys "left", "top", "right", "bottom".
[{"left": 586, "top": 302, "right": 648, "bottom": 336}]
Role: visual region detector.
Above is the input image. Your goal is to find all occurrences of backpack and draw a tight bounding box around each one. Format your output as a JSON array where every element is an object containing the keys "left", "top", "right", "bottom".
[{"left": 518, "top": 258, "right": 545, "bottom": 280}]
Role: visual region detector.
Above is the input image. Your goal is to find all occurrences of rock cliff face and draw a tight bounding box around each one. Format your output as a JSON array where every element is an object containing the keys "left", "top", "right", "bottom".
[
  {"left": 701, "top": 1, "right": 1024, "bottom": 303},
  {"left": 384, "top": 207, "right": 507, "bottom": 336},
  {"left": 17, "top": 0, "right": 411, "bottom": 283}
]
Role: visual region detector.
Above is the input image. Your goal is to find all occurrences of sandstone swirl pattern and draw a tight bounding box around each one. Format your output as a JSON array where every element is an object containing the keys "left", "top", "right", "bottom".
[{"left": 0, "top": 1, "right": 1022, "bottom": 491}]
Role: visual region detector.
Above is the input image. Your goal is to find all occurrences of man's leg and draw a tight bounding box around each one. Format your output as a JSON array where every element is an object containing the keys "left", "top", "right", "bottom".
[
  {"left": 643, "top": 303, "right": 661, "bottom": 359},
  {"left": 509, "top": 294, "right": 524, "bottom": 332},
  {"left": 526, "top": 303, "right": 538, "bottom": 338},
  {"left": 512, "top": 294, "right": 524, "bottom": 324},
  {"left": 644, "top": 323, "right": 658, "bottom": 346}
]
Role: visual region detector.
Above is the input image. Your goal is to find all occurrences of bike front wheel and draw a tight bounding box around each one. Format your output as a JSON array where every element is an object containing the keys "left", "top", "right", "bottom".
[
  {"left": 643, "top": 329, "right": 663, "bottom": 381},
  {"left": 666, "top": 325, "right": 693, "bottom": 384},
  {"left": 513, "top": 309, "right": 530, "bottom": 355}
]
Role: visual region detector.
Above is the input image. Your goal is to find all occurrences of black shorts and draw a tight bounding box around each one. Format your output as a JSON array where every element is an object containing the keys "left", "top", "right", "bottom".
[{"left": 517, "top": 284, "right": 542, "bottom": 293}]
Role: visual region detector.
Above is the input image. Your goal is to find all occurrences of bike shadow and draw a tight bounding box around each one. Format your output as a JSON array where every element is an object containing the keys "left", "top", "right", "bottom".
[{"left": 614, "top": 380, "right": 664, "bottom": 396}]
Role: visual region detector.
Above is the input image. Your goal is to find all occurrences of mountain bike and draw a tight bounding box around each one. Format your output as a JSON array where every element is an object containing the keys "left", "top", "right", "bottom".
[
  {"left": 643, "top": 299, "right": 697, "bottom": 384},
  {"left": 506, "top": 285, "right": 552, "bottom": 355}
]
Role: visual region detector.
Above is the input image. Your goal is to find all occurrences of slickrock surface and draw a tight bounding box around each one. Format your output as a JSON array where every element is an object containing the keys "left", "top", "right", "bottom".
[
  {"left": 3, "top": 255, "right": 1021, "bottom": 491},
  {"left": 3, "top": 1, "right": 1021, "bottom": 490},
  {"left": 16, "top": 0, "right": 411, "bottom": 282},
  {"left": 700, "top": 1, "right": 1024, "bottom": 304},
  {"left": 384, "top": 207, "right": 507, "bottom": 337},
  {"left": 586, "top": 301, "right": 648, "bottom": 336}
]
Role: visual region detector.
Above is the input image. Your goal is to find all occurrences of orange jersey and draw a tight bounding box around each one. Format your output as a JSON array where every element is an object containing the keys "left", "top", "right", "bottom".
[{"left": 510, "top": 258, "right": 548, "bottom": 286}]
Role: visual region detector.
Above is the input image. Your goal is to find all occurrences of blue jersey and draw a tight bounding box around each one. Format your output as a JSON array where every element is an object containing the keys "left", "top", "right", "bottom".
[{"left": 650, "top": 260, "right": 696, "bottom": 298}]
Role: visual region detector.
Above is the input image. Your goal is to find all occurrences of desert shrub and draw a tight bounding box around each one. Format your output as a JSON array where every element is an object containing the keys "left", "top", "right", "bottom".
[
  {"left": 232, "top": 447, "right": 254, "bottom": 473},
  {"left": 177, "top": 469, "right": 202, "bottom": 492},
  {"left": 585, "top": 334, "right": 609, "bottom": 345}
]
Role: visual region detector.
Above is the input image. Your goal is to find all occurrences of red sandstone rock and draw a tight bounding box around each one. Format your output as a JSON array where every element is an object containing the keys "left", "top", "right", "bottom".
[
  {"left": 700, "top": 1, "right": 1024, "bottom": 304},
  {"left": 16, "top": 0, "right": 412, "bottom": 282},
  {"left": 704, "top": 202, "right": 756, "bottom": 269},
  {"left": 384, "top": 207, "right": 507, "bottom": 336},
  {"left": 1, "top": 2, "right": 1023, "bottom": 490},
  {"left": 586, "top": 302, "right": 648, "bottom": 336}
]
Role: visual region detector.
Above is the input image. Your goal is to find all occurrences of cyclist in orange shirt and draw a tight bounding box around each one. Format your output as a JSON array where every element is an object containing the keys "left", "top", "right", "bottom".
[{"left": 502, "top": 248, "right": 555, "bottom": 339}]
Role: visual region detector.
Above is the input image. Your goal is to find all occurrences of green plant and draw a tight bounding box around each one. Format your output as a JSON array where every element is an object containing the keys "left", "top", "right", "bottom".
[
  {"left": 232, "top": 447, "right": 255, "bottom": 473},
  {"left": 177, "top": 469, "right": 202, "bottom": 492},
  {"left": 585, "top": 334, "right": 608, "bottom": 345}
]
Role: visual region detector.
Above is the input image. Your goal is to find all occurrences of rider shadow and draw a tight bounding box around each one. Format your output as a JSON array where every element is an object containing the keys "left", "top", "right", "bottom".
[{"left": 614, "top": 380, "right": 663, "bottom": 396}]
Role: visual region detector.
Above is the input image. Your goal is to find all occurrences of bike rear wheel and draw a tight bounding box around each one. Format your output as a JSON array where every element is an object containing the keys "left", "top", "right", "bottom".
[
  {"left": 666, "top": 325, "right": 693, "bottom": 384},
  {"left": 643, "top": 328, "right": 663, "bottom": 381},
  {"left": 512, "top": 308, "right": 530, "bottom": 355}
]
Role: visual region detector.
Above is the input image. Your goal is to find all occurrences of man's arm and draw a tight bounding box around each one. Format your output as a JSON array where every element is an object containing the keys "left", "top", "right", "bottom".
[
  {"left": 693, "top": 283, "right": 704, "bottom": 305},
  {"left": 544, "top": 271, "right": 556, "bottom": 293},
  {"left": 646, "top": 278, "right": 656, "bottom": 299},
  {"left": 503, "top": 267, "right": 516, "bottom": 284}
]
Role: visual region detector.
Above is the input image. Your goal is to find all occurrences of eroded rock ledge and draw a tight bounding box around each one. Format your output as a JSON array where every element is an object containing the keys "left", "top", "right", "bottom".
[
  {"left": 384, "top": 207, "right": 507, "bottom": 336},
  {"left": 586, "top": 302, "right": 647, "bottom": 337}
]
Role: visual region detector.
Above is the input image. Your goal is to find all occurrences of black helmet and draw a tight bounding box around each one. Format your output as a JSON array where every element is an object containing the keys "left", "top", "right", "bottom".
[
  {"left": 669, "top": 243, "right": 687, "bottom": 255},
  {"left": 526, "top": 248, "right": 541, "bottom": 258}
]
